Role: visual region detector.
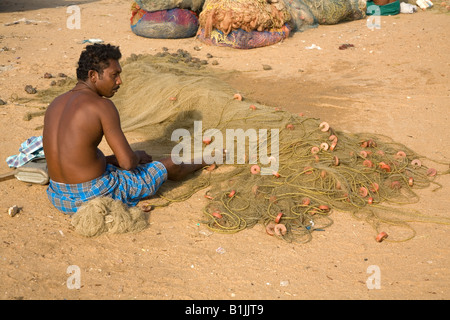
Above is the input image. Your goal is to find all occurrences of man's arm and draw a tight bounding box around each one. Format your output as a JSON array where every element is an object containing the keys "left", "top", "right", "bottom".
[
  {"left": 98, "top": 99, "right": 141, "bottom": 170},
  {"left": 105, "top": 151, "right": 153, "bottom": 167}
]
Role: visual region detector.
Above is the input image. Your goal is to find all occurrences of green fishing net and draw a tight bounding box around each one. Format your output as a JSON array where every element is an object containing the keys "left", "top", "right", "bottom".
[{"left": 112, "top": 52, "right": 450, "bottom": 243}]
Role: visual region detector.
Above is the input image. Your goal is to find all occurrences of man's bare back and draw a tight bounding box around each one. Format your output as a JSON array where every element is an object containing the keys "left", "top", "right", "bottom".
[
  {"left": 43, "top": 58, "right": 145, "bottom": 184},
  {"left": 44, "top": 86, "right": 116, "bottom": 183}
]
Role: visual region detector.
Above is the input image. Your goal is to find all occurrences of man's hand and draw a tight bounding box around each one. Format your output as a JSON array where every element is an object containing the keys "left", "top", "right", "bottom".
[{"left": 135, "top": 150, "right": 153, "bottom": 164}]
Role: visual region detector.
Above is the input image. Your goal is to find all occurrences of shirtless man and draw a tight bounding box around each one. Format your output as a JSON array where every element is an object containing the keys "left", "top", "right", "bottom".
[{"left": 43, "top": 44, "right": 206, "bottom": 214}]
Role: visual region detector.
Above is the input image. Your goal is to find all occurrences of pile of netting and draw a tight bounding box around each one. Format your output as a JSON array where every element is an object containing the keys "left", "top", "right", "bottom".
[
  {"left": 129, "top": 0, "right": 367, "bottom": 48},
  {"left": 131, "top": 0, "right": 204, "bottom": 39},
  {"left": 196, "top": 0, "right": 293, "bottom": 48},
  {"left": 195, "top": 0, "right": 366, "bottom": 48},
  {"left": 108, "top": 51, "right": 450, "bottom": 243},
  {"left": 301, "top": 0, "right": 366, "bottom": 25}
]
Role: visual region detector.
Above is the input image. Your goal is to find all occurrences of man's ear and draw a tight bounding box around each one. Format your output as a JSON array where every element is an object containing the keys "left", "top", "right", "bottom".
[{"left": 88, "top": 70, "right": 98, "bottom": 83}]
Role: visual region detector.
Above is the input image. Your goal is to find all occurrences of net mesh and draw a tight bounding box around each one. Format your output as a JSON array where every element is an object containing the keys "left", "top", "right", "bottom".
[
  {"left": 38, "top": 51, "right": 450, "bottom": 241},
  {"left": 198, "top": 0, "right": 292, "bottom": 37}
]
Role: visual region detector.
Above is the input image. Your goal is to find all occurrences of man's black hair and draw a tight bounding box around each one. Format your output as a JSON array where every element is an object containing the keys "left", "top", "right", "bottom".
[{"left": 76, "top": 43, "right": 122, "bottom": 81}]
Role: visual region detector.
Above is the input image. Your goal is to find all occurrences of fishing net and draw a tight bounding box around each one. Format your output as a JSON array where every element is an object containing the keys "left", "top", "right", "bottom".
[
  {"left": 71, "top": 197, "right": 149, "bottom": 237},
  {"left": 196, "top": 0, "right": 292, "bottom": 48},
  {"left": 134, "top": 0, "right": 206, "bottom": 12},
  {"left": 301, "top": 0, "right": 366, "bottom": 25},
  {"left": 282, "top": 0, "right": 318, "bottom": 32},
  {"left": 38, "top": 50, "right": 450, "bottom": 241},
  {"left": 111, "top": 51, "right": 449, "bottom": 243},
  {"left": 196, "top": 24, "right": 291, "bottom": 49},
  {"left": 131, "top": 2, "right": 200, "bottom": 39}
]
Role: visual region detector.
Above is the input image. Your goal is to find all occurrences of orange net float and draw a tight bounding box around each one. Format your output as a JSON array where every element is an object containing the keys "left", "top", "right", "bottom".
[
  {"left": 363, "top": 159, "right": 374, "bottom": 168},
  {"left": 212, "top": 212, "right": 223, "bottom": 219},
  {"left": 427, "top": 168, "right": 437, "bottom": 177},
  {"left": 358, "top": 187, "right": 369, "bottom": 197},
  {"left": 319, "top": 121, "right": 330, "bottom": 132},
  {"left": 228, "top": 190, "right": 236, "bottom": 198},
  {"left": 274, "top": 224, "right": 287, "bottom": 236},
  {"left": 320, "top": 142, "right": 329, "bottom": 151},
  {"left": 302, "top": 198, "right": 311, "bottom": 205},
  {"left": 376, "top": 231, "right": 388, "bottom": 242},
  {"left": 250, "top": 165, "right": 261, "bottom": 175},
  {"left": 275, "top": 212, "right": 283, "bottom": 223},
  {"left": 395, "top": 151, "right": 407, "bottom": 159},
  {"left": 233, "top": 93, "right": 243, "bottom": 101},
  {"left": 265, "top": 221, "right": 276, "bottom": 236},
  {"left": 378, "top": 162, "right": 391, "bottom": 172},
  {"left": 203, "top": 137, "right": 212, "bottom": 145},
  {"left": 411, "top": 159, "right": 422, "bottom": 168},
  {"left": 311, "top": 146, "right": 320, "bottom": 154},
  {"left": 369, "top": 182, "right": 379, "bottom": 193}
]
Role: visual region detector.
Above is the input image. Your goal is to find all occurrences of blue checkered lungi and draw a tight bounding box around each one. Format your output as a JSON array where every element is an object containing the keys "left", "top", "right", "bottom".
[{"left": 46, "top": 162, "right": 167, "bottom": 214}]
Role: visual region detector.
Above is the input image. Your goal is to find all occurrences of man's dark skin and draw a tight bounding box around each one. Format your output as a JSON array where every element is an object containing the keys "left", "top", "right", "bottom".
[{"left": 43, "top": 58, "right": 205, "bottom": 184}]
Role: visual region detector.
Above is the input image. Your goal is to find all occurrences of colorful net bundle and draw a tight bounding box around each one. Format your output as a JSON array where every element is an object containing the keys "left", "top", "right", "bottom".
[
  {"left": 134, "top": 0, "right": 206, "bottom": 12},
  {"left": 130, "top": 1, "right": 201, "bottom": 39}
]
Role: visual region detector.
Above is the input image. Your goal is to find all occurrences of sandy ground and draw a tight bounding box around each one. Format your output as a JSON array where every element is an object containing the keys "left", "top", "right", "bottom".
[{"left": 0, "top": 0, "right": 449, "bottom": 301}]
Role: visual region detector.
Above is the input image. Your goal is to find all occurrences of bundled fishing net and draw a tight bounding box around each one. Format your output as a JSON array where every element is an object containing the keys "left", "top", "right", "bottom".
[
  {"left": 110, "top": 51, "right": 449, "bottom": 243},
  {"left": 134, "top": 0, "right": 206, "bottom": 12},
  {"left": 282, "top": 0, "right": 318, "bottom": 32},
  {"left": 131, "top": 2, "right": 200, "bottom": 39},
  {"left": 196, "top": 0, "right": 292, "bottom": 49},
  {"left": 302, "top": 0, "right": 366, "bottom": 25},
  {"left": 38, "top": 50, "right": 449, "bottom": 241},
  {"left": 71, "top": 197, "right": 149, "bottom": 237}
]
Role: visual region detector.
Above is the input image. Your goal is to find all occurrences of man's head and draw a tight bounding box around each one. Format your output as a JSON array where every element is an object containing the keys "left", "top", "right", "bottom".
[{"left": 76, "top": 43, "right": 123, "bottom": 97}]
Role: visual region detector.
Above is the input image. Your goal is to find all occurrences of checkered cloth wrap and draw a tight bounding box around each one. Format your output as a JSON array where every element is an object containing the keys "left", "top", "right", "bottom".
[{"left": 46, "top": 161, "right": 167, "bottom": 214}]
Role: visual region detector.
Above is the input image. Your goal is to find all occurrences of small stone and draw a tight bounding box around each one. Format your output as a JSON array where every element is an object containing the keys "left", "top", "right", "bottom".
[
  {"left": 211, "top": 60, "right": 219, "bottom": 66},
  {"left": 262, "top": 64, "right": 272, "bottom": 70},
  {"left": 8, "top": 205, "right": 19, "bottom": 217},
  {"left": 0, "top": 98, "right": 6, "bottom": 105},
  {"left": 43, "top": 72, "right": 53, "bottom": 78},
  {"left": 206, "top": 53, "right": 213, "bottom": 58},
  {"left": 280, "top": 280, "right": 290, "bottom": 287}
]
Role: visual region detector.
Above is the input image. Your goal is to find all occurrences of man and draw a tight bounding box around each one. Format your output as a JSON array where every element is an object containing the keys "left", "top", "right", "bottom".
[{"left": 43, "top": 44, "right": 206, "bottom": 214}]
